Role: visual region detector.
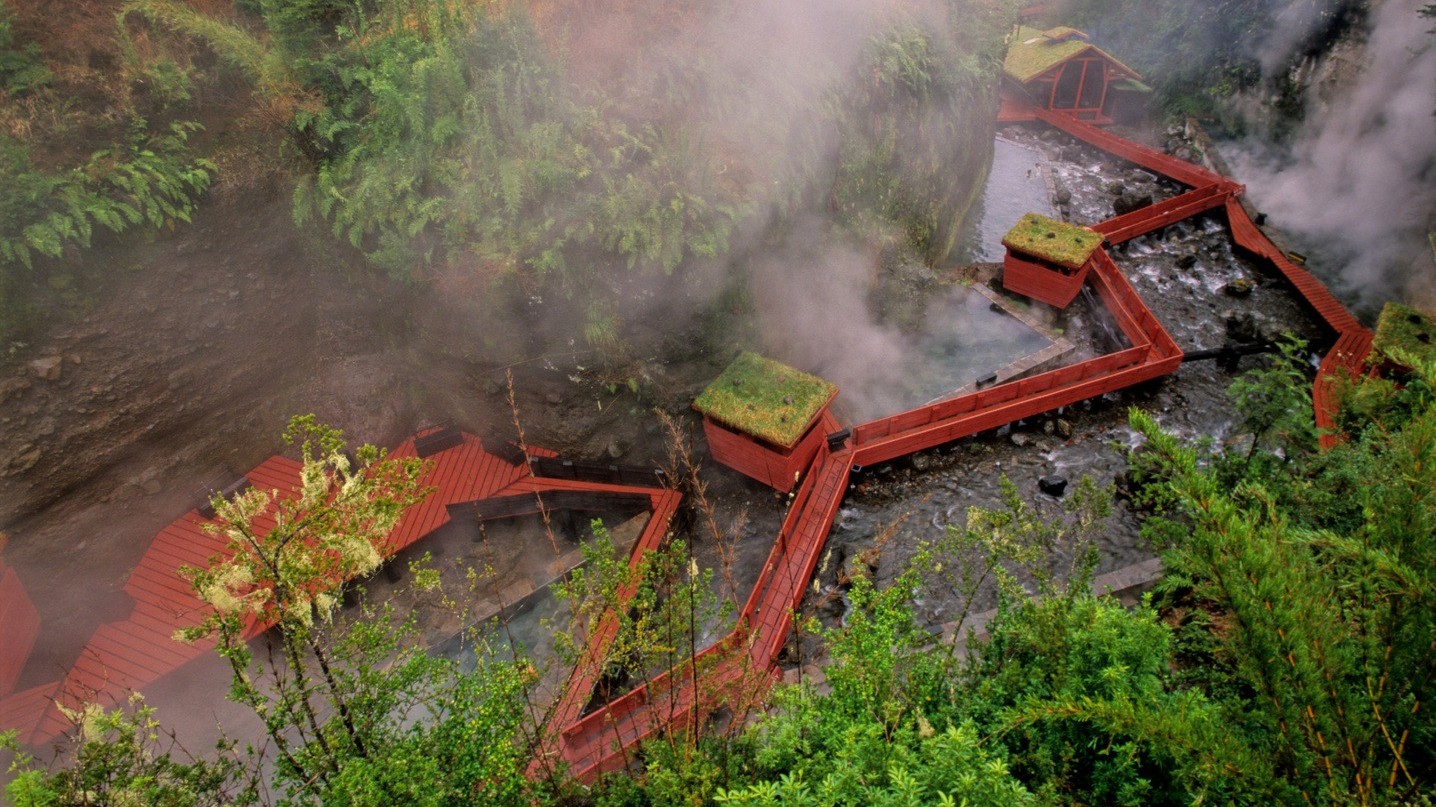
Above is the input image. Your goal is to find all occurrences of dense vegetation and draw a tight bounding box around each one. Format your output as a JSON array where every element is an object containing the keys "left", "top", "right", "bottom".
[
  {"left": 5, "top": 343, "right": 1432, "bottom": 805},
  {"left": 0, "top": 0, "right": 1015, "bottom": 351}
]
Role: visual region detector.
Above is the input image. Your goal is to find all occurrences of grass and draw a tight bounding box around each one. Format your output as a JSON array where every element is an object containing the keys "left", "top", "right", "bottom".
[
  {"left": 693, "top": 352, "right": 838, "bottom": 448},
  {"left": 1373, "top": 302, "right": 1435, "bottom": 367},
  {"left": 1001, "top": 212, "right": 1103, "bottom": 269}
]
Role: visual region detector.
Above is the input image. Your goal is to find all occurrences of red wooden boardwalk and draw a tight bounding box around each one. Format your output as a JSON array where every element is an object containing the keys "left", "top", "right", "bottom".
[
  {"left": 0, "top": 536, "right": 39, "bottom": 699},
  {"left": 0, "top": 430, "right": 678, "bottom": 747},
  {"left": 534, "top": 100, "right": 1373, "bottom": 784},
  {"left": 1, "top": 94, "right": 1373, "bottom": 785}
]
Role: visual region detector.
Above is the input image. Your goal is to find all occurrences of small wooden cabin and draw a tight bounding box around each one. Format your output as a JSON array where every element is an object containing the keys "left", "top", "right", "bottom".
[
  {"left": 693, "top": 353, "right": 838, "bottom": 493},
  {"left": 1001, "top": 26, "right": 1148, "bottom": 123},
  {"left": 1001, "top": 212, "right": 1104, "bottom": 308}
]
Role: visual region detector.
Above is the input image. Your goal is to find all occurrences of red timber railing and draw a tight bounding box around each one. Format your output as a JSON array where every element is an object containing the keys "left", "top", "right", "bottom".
[
  {"left": 0, "top": 98, "right": 1375, "bottom": 786},
  {"left": 0, "top": 429, "right": 680, "bottom": 748},
  {"left": 533, "top": 100, "right": 1372, "bottom": 785}
]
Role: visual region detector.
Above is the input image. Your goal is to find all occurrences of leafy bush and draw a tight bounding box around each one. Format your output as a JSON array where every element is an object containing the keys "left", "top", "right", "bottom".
[{"left": 0, "top": 120, "right": 214, "bottom": 271}]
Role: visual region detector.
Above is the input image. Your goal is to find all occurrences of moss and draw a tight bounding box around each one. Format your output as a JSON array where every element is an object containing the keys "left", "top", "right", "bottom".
[
  {"left": 693, "top": 352, "right": 838, "bottom": 448},
  {"left": 1373, "top": 302, "right": 1436, "bottom": 367},
  {"left": 1001, "top": 212, "right": 1103, "bottom": 269},
  {"left": 1004, "top": 26, "right": 1140, "bottom": 85}
]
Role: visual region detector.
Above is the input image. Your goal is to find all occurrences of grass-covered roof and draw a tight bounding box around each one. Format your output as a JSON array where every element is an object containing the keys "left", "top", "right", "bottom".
[
  {"left": 1373, "top": 302, "right": 1435, "bottom": 367},
  {"left": 693, "top": 352, "right": 838, "bottom": 448},
  {"left": 1002, "top": 212, "right": 1104, "bottom": 268},
  {"left": 1004, "top": 25, "right": 1139, "bottom": 85}
]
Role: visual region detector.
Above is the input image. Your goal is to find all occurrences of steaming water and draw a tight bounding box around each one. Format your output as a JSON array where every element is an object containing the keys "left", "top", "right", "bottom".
[
  {"left": 960, "top": 137, "right": 1055, "bottom": 262},
  {"left": 895, "top": 288, "right": 1052, "bottom": 409}
]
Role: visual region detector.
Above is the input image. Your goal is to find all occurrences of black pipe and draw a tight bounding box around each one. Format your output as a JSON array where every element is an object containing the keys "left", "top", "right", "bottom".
[{"left": 1181, "top": 341, "right": 1276, "bottom": 363}]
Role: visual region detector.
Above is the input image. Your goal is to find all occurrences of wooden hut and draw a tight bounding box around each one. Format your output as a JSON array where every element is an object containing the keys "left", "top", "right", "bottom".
[
  {"left": 1000, "top": 26, "right": 1148, "bottom": 123},
  {"left": 693, "top": 353, "right": 838, "bottom": 493},
  {"left": 1001, "top": 212, "right": 1104, "bottom": 308}
]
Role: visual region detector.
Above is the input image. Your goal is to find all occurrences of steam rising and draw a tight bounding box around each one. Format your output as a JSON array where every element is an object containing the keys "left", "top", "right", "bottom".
[
  {"left": 1232, "top": 0, "right": 1436, "bottom": 311},
  {"left": 560, "top": 0, "right": 1008, "bottom": 416}
]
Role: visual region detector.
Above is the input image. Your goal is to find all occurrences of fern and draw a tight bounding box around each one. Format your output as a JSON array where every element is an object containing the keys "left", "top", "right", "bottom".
[{"left": 0, "top": 121, "right": 214, "bottom": 272}]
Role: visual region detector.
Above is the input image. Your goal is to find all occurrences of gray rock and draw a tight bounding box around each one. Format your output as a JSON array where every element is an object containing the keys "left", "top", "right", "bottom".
[
  {"left": 1113, "top": 191, "right": 1153, "bottom": 217},
  {"left": 1010, "top": 432, "right": 1034, "bottom": 448},
  {"left": 1039, "top": 475, "right": 1068, "bottom": 497}
]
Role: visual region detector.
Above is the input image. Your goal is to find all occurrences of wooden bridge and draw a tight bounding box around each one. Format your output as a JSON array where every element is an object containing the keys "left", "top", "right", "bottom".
[{"left": 0, "top": 95, "right": 1372, "bottom": 784}]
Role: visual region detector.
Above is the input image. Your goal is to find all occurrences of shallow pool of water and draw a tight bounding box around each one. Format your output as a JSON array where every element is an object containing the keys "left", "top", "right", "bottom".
[
  {"left": 960, "top": 137, "right": 1055, "bottom": 262},
  {"left": 890, "top": 287, "right": 1053, "bottom": 411}
]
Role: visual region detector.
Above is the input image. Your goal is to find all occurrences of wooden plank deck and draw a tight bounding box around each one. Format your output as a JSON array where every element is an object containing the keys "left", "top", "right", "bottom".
[
  {"left": 1, "top": 429, "right": 648, "bottom": 747},
  {"left": 3, "top": 97, "right": 1374, "bottom": 786}
]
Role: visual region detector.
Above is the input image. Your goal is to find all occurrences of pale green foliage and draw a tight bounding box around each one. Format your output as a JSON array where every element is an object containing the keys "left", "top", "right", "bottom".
[
  {"left": 2, "top": 696, "right": 251, "bottom": 806},
  {"left": 121, "top": 0, "right": 300, "bottom": 101},
  {"left": 178, "top": 415, "right": 432, "bottom": 798}
]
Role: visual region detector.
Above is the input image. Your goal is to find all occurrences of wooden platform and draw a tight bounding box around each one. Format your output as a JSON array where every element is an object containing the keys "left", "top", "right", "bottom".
[{"left": 0, "top": 430, "right": 678, "bottom": 748}]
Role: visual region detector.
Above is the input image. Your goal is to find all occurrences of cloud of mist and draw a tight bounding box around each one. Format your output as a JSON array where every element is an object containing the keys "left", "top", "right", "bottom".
[
  {"left": 1230, "top": 0, "right": 1436, "bottom": 311},
  {"left": 554, "top": 0, "right": 1005, "bottom": 417}
]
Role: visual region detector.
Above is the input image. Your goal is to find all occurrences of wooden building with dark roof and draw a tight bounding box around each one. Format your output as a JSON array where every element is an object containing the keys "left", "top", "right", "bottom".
[{"left": 1000, "top": 26, "right": 1149, "bottom": 123}]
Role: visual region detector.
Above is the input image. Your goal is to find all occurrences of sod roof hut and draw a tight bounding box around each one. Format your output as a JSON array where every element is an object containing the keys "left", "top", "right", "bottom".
[
  {"left": 1001, "top": 26, "right": 1148, "bottom": 123},
  {"left": 1000, "top": 212, "right": 1104, "bottom": 308},
  {"left": 692, "top": 352, "right": 839, "bottom": 492},
  {"left": 1372, "top": 302, "right": 1436, "bottom": 374}
]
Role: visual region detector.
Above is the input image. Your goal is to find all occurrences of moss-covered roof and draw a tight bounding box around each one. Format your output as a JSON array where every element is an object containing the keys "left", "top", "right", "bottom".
[
  {"left": 1004, "top": 25, "right": 1140, "bottom": 85},
  {"left": 693, "top": 352, "right": 838, "bottom": 448},
  {"left": 1373, "top": 302, "right": 1436, "bottom": 367},
  {"left": 1001, "top": 212, "right": 1104, "bottom": 268}
]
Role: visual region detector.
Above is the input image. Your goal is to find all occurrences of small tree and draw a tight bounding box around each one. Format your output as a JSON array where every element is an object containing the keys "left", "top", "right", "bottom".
[{"left": 177, "top": 415, "right": 429, "bottom": 796}]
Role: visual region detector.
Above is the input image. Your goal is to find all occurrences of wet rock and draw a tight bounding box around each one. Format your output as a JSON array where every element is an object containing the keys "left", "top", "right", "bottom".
[
  {"left": 1113, "top": 191, "right": 1153, "bottom": 216},
  {"left": 29, "top": 355, "right": 63, "bottom": 381},
  {"left": 1056, "top": 419, "right": 1074, "bottom": 439},
  {"left": 545, "top": 392, "right": 562, "bottom": 405},
  {"left": 1060, "top": 145, "right": 1085, "bottom": 162},
  {"left": 1038, "top": 475, "right": 1068, "bottom": 497},
  {"left": 910, "top": 452, "right": 932, "bottom": 472},
  {"left": 1225, "top": 277, "right": 1255, "bottom": 297},
  {"left": 1104, "top": 180, "right": 1126, "bottom": 195},
  {"left": 1175, "top": 252, "right": 1198, "bottom": 269},
  {"left": 1225, "top": 311, "right": 1262, "bottom": 342},
  {"left": 1010, "top": 432, "right": 1034, "bottom": 448},
  {"left": 1053, "top": 187, "right": 1072, "bottom": 205},
  {"left": 606, "top": 440, "right": 624, "bottom": 460},
  {"left": 814, "top": 589, "right": 845, "bottom": 620},
  {"left": 838, "top": 546, "right": 881, "bottom": 587}
]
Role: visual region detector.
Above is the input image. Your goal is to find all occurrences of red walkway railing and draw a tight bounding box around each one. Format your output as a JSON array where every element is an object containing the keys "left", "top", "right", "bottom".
[{"left": 0, "top": 95, "right": 1374, "bottom": 785}]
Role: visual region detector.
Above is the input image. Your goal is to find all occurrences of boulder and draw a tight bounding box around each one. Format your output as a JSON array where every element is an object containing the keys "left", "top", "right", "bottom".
[
  {"left": 1038, "top": 475, "right": 1068, "bottom": 497},
  {"left": 1113, "top": 191, "right": 1153, "bottom": 217}
]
